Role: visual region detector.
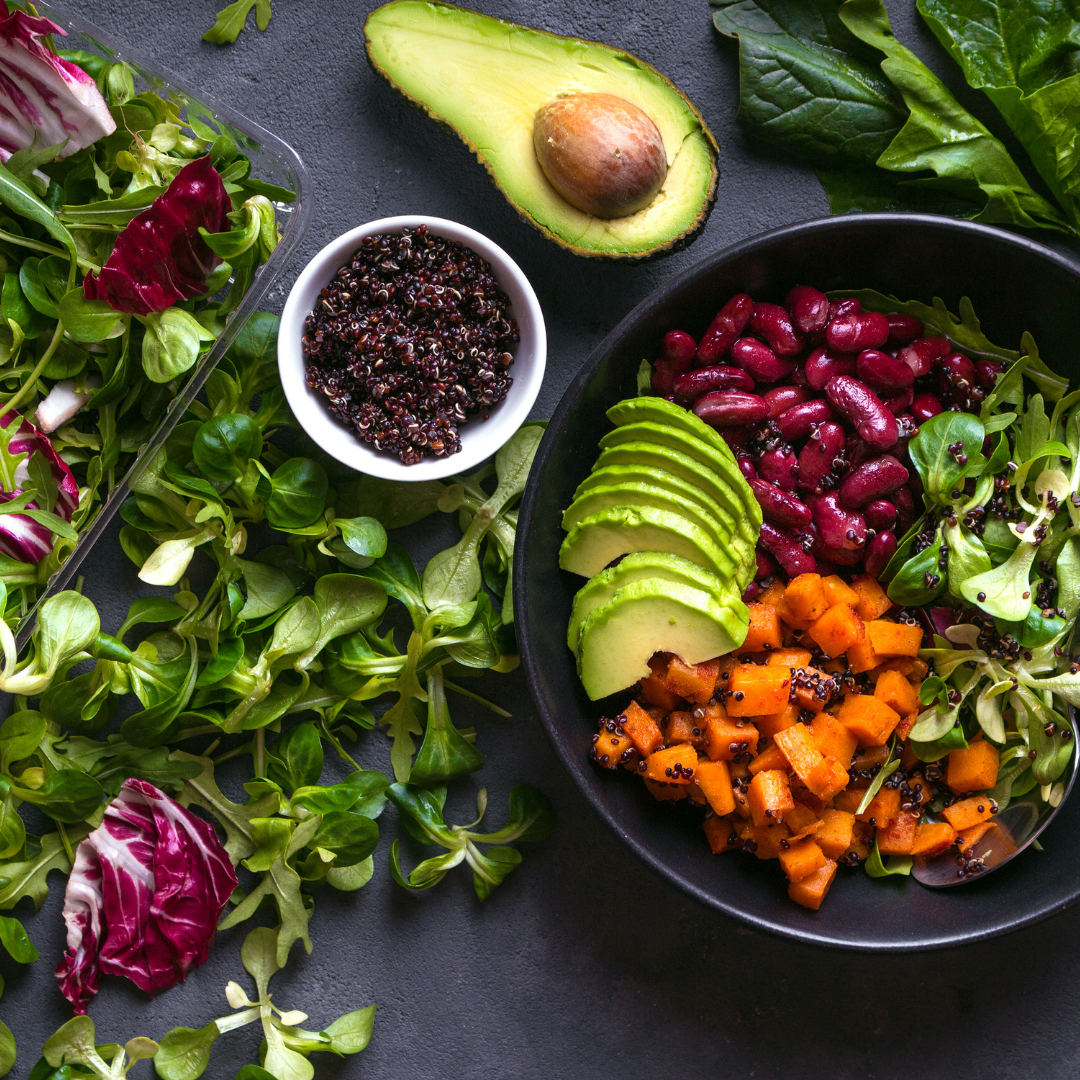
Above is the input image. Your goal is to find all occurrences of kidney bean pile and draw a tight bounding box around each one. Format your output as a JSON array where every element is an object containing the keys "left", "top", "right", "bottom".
[{"left": 650, "top": 286, "right": 1001, "bottom": 587}]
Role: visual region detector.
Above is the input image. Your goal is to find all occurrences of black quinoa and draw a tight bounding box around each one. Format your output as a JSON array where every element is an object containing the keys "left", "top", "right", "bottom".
[{"left": 302, "top": 225, "right": 518, "bottom": 464}]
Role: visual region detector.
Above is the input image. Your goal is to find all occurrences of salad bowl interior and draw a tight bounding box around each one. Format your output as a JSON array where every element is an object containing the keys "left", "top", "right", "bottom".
[{"left": 515, "top": 213, "right": 1080, "bottom": 950}]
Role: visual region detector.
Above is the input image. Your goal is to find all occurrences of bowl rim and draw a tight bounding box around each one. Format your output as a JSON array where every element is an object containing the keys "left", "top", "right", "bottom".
[
  {"left": 515, "top": 211, "right": 1080, "bottom": 952},
  {"left": 277, "top": 214, "right": 547, "bottom": 481}
]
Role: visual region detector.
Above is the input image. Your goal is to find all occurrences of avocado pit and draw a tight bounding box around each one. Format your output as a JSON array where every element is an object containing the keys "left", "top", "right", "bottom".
[{"left": 533, "top": 92, "right": 668, "bottom": 219}]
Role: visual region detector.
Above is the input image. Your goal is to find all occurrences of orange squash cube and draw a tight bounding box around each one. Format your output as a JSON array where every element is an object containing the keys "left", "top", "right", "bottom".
[
  {"left": 747, "top": 769, "right": 795, "bottom": 827},
  {"left": 805, "top": 756, "right": 850, "bottom": 801},
  {"left": 728, "top": 665, "right": 791, "bottom": 716},
  {"left": 779, "top": 837, "right": 827, "bottom": 882},
  {"left": 664, "top": 656, "right": 719, "bottom": 705},
  {"left": 756, "top": 703, "right": 800, "bottom": 739},
  {"left": 822, "top": 575, "right": 859, "bottom": 607},
  {"left": 734, "top": 818, "right": 791, "bottom": 859},
  {"left": 857, "top": 786, "right": 901, "bottom": 829},
  {"left": 703, "top": 814, "right": 740, "bottom": 853},
  {"left": 639, "top": 657, "right": 684, "bottom": 709},
  {"left": 816, "top": 808, "right": 855, "bottom": 859},
  {"left": 838, "top": 694, "right": 901, "bottom": 746},
  {"left": 767, "top": 648, "right": 813, "bottom": 670},
  {"left": 850, "top": 575, "right": 892, "bottom": 620},
  {"left": 791, "top": 666, "right": 836, "bottom": 714},
  {"left": 787, "top": 859, "right": 838, "bottom": 909},
  {"left": 910, "top": 820, "right": 958, "bottom": 857},
  {"left": 947, "top": 738, "right": 1000, "bottom": 794},
  {"left": 943, "top": 795, "right": 995, "bottom": 831},
  {"left": 811, "top": 713, "right": 858, "bottom": 765},
  {"left": 874, "top": 669, "right": 921, "bottom": 716},
  {"left": 832, "top": 787, "right": 868, "bottom": 814},
  {"left": 694, "top": 758, "right": 736, "bottom": 816},
  {"left": 867, "top": 620, "right": 924, "bottom": 657},
  {"left": 756, "top": 580, "right": 786, "bottom": 608},
  {"left": 662, "top": 711, "right": 705, "bottom": 751},
  {"left": 742, "top": 603, "right": 783, "bottom": 653},
  {"left": 876, "top": 809, "right": 920, "bottom": 855},
  {"left": 774, "top": 723, "right": 824, "bottom": 783},
  {"left": 619, "top": 701, "right": 663, "bottom": 756},
  {"left": 957, "top": 821, "right": 997, "bottom": 855},
  {"left": 807, "top": 603, "right": 866, "bottom": 658},
  {"left": 784, "top": 803, "right": 823, "bottom": 839},
  {"left": 778, "top": 573, "right": 828, "bottom": 628},
  {"left": 592, "top": 722, "right": 634, "bottom": 769},
  {"left": 895, "top": 711, "right": 918, "bottom": 740},
  {"left": 643, "top": 778, "right": 690, "bottom": 801},
  {"left": 846, "top": 637, "right": 881, "bottom": 674},
  {"left": 704, "top": 709, "right": 760, "bottom": 761},
  {"left": 748, "top": 742, "right": 789, "bottom": 775},
  {"left": 908, "top": 773, "right": 936, "bottom": 811},
  {"left": 643, "top": 743, "right": 698, "bottom": 784}
]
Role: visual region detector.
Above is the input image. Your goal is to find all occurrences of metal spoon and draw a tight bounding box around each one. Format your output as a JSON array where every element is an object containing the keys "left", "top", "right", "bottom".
[{"left": 913, "top": 731, "right": 1078, "bottom": 888}]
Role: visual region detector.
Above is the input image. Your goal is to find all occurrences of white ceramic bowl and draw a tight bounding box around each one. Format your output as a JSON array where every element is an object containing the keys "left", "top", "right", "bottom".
[{"left": 277, "top": 215, "right": 547, "bottom": 481}]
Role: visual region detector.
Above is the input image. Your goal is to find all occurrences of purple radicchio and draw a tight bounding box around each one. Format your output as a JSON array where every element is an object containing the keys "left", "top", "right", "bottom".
[
  {"left": 82, "top": 155, "right": 231, "bottom": 315},
  {"left": 0, "top": 409, "right": 78, "bottom": 564},
  {"left": 55, "top": 779, "right": 237, "bottom": 1014},
  {"left": 0, "top": 3, "right": 115, "bottom": 159}
]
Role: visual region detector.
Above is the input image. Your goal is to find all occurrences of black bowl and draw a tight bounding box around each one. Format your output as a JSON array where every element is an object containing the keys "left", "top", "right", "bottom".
[{"left": 515, "top": 213, "right": 1080, "bottom": 951}]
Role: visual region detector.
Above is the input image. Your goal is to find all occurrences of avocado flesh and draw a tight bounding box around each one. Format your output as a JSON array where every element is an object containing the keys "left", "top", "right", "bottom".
[
  {"left": 364, "top": 1, "right": 718, "bottom": 258},
  {"left": 605, "top": 397, "right": 738, "bottom": 464},
  {"left": 559, "top": 505, "right": 737, "bottom": 581},
  {"left": 592, "top": 441, "right": 759, "bottom": 546},
  {"left": 567, "top": 551, "right": 745, "bottom": 654},
  {"left": 574, "top": 463, "right": 732, "bottom": 528},
  {"left": 578, "top": 579, "right": 747, "bottom": 700}
]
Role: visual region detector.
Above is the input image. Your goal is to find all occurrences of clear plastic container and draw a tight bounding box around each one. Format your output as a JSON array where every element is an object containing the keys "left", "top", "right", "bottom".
[{"left": 13, "top": 2, "right": 314, "bottom": 646}]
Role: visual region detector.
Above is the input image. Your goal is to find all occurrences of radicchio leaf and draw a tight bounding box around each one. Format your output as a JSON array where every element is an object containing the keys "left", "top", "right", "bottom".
[
  {"left": 0, "top": 409, "right": 78, "bottom": 563},
  {"left": 82, "top": 156, "right": 231, "bottom": 315},
  {"left": 55, "top": 779, "right": 237, "bottom": 1014},
  {"left": 0, "top": 4, "right": 115, "bottom": 159}
]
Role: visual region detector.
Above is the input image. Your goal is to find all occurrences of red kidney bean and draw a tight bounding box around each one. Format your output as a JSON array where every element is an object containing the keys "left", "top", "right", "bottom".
[
  {"left": 907, "top": 469, "right": 924, "bottom": 501},
  {"left": 751, "top": 302, "right": 804, "bottom": 356},
  {"left": 696, "top": 293, "right": 753, "bottom": 366},
  {"left": 693, "top": 391, "right": 768, "bottom": 428},
  {"left": 651, "top": 330, "right": 696, "bottom": 394},
  {"left": 886, "top": 313, "right": 924, "bottom": 347},
  {"left": 911, "top": 391, "right": 943, "bottom": 422},
  {"left": 672, "top": 364, "right": 754, "bottom": 405},
  {"left": 737, "top": 455, "right": 757, "bottom": 480},
  {"left": 856, "top": 349, "right": 914, "bottom": 393},
  {"left": 838, "top": 454, "right": 909, "bottom": 509},
  {"left": 805, "top": 347, "right": 857, "bottom": 391},
  {"left": 884, "top": 387, "right": 914, "bottom": 416},
  {"left": 742, "top": 581, "right": 761, "bottom": 603},
  {"left": 893, "top": 485, "right": 916, "bottom": 524},
  {"left": 719, "top": 426, "right": 749, "bottom": 451},
  {"left": 763, "top": 385, "right": 811, "bottom": 419},
  {"left": 756, "top": 547, "right": 778, "bottom": 579},
  {"left": 786, "top": 285, "right": 830, "bottom": 333},
  {"left": 759, "top": 448, "right": 799, "bottom": 492},
  {"left": 864, "top": 499, "right": 897, "bottom": 531},
  {"left": 825, "top": 311, "right": 890, "bottom": 352},
  {"left": 776, "top": 398, "right": 836, "bottom": 441},
  {"left": 811, "top": 491, "right": 867, "bottom": 551},
  {"left": 812, "top": 531, "right": 864, "bottom": 567},
  {"left": 864, "top": 530, "right": 897, "bottom": 577},
  {"left": 791, "top": 364, "right": 810, "bottom": 388},
  {"left": 759, "top": 521, "right": 816, "bottom": 577},
  {"left": 797, "top": 421, "right": 846, "bottom": 493},
  {"left": 940, "top": 352, "right": 977, "bottom": 393},
  {"left": 730, "top": 336, "right": 797, "bottom": 382},
  {"left": 976, "top": 359, "right": 1003, "bottom": 389},
  {"left": 825, "top": 375, "right": 898, "bottom": 450},
  {"left": 828, "top": 298, "right": 861, "bottom": 320},
  {"left": 750, "top": 478, "right": 813, "bottom": 529}
]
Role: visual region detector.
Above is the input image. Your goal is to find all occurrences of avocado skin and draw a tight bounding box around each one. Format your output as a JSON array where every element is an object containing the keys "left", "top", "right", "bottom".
[{"left": 363, "top": 0, "right": 719, "bottom": 261}]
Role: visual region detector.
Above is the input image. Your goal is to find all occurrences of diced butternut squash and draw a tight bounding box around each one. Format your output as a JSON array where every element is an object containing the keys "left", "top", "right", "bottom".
[
  {"left": 822, "top": 575, "right": 859, "bottom": 607},
  {"left": 663, "top": 710, "right": 706, "bottom": 751},
  {"left": 908, "top": 773, "right": 936, "bottom": 811},
  {"left": 846, "top": 636, "right": 881, "bottom": 674},
  {"left": 910, "top": 820, "right": 958, "bottom": 857},
  {"left": 947, "top": 738, "right": 1000, "bottom": 794},
  {"left": 756, "top": 579, "right": 786, "bottom": 608},
  {"left": 788, "top": 859, "right": 838, "bottom": 909},
  {"left": 789, "top": 784, "right": 828, "bottom": 818},
  {"left": 816, "top": 808, "right": 855, "bottom": 859},
  {"left": 811, "top": 713, "right": 857, "bottom": 765},
  {"left": 644, "top": 743, "right": 697, "bottom": 784},
  {"left": 774, "top": 724, "right": 824, "bottom": 783},
  {"left": 807, "top": 603, "right": 865, "bottom": 657},
  {"left": 742, "top": 603, "right": 783, "bottom": 653},
  {"left": 664, "top": 657, "right": 719, "bottom": 705},
  {"left": 874, "top": 669, "right": 921, "bottom": 716},
  {"left": 703, "top": 814, "right": 740, "bottom": 853},
  {"left": 694, "top": 758, "right": 736, "bottom": 816},
  {"left": 639, "top": 671, "right": 683, "bottom": 711},
  {"left": 943, "top": 795, "right": 995, "bottom": 831},
  {"left": 838, "top": 694, "right": 901, "bottom": 746},
  {"left": 705, "top": 710, "right": 760, "bottom": 761},
  {"left": 872, "top": 657, "right": 918, "bottom": 678},
  {"left": 735, "top": 818, "right": 791, "bottom": 859},
  {"left": 877, "top": 809, "right": 919, "bottom": 855},
  {"left": 747, "top": 769, "right": 794, "bottom": 827},
  {"left": 748, "top": 742, "right": 789, "bottom": 775},
  {"left": 833, "top": 787, "right": 868, "bottom": 814},
  {"left": 805, "top": 756, "right": 850, "bottom": 801},
  {"left": 867, "top": 620, "right": 924, "bottom": 657},
  {"left": 686, "top": 782, "right": 708, "bottom": 806},
  {"left": 851, "top": 744, "right": 891, "bottom": 770},
  {"left": 620, "top": 700, "right": 663, "bottom": 756},
  {"left": 857, "top": 786, "right": 900, "bottom": 829},
  {"left": 756, "top": 704, "right": 800, "bottom": 739},
  {"left": 643, "top": 778, "right": 689, "bottom": 801},
  {"left": 778, "top": 574, "right": 828, "bottom": 628},
  {"left": 957, "top": 821, "right": 997, "bottom": 855},
  {"left": 592, "top": 722, "right": 634, "bottom": 768},
  {"left": 728, "top": 665, "right": 791, "bottom": 716},
  {"left": 767, "top": 648, "right": 813, "bottom": 669},
  {"left": 895, "top": 711, "right": 918, "bottom": 740},
  {"left": 784, "top": 803, "right": 822, "bottom": 839},
  {"left": 899, "top": 741, "right": 920, "bottom": 769},
  {"left": 791, "top": 667, "right": 835, "bottom": 714},
  {"left": 779, "top": 837, "right": 827, "bottom": 882},
  {"left": 850, "top": 575, "right": 892, "bottom": 620}
]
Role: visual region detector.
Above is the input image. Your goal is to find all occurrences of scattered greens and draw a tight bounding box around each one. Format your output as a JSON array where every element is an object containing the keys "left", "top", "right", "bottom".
[{"left": 203, "top": 0, "right": 273, "bottom": 44}]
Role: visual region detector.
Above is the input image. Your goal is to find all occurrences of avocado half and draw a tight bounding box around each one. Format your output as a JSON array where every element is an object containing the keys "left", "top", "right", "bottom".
[{"left": 364, "top": 0, "right": 719, "bottom": 259}]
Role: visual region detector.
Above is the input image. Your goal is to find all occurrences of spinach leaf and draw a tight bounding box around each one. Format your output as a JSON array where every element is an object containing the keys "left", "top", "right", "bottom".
[
  {"left": 266, "top": 457, "right": 327, "bottom": 529},
  {"left": 909, "top": 410, "right": 985, "bottom": 503},
  {"left": 887, "top": 525, "right": 946, "bottom": 605},
  {"left": 193, "top": 413, "right": 262, "bottom": 481},
  {"left": 266, "top": 722, "right": 323, "bottom": 794}
]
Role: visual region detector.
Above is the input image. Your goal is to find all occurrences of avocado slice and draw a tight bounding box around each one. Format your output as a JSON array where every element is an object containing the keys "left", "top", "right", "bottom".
[
  {"left": 592, "top": 441, "right": 759, "bottom": 545},
  {"left": 578, "top": 578, "right": 748, "bottom": 700},
  {"left": 364, "top": 1, "right": 719, "bottom": 259},
  {"left": 559, "top": 505, "right": 737, "bottom": 581},
  {"left": 567, "top": 551, "right": 746, "bottom": 654},
  {"left": 574, "top": 463, "right": 733, "bottom": 529},
  {"left": 606, "top": 397, "right": 738, "bottom": 464}
]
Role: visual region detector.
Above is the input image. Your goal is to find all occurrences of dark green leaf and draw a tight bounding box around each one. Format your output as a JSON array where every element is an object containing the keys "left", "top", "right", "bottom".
[
  {"left": 312, "top": 812, "right": 379, "bottom": 866},
  {"left": 0, "top": 914, "right": 36, "bottom": 963},
  {"left": 193, "top": 413, "right": 262, "bottom": 481},
  {"left": 266, "top": 721, "right": 323, "bottom": 792},
  {"left": 410, "top": 666, "right": 483, "bottom": 786},
  {"left": 14, "top": 770, "right": 103, "bottom": 823},
  {"left": 267, "top": 457, "right": 327, "bottom": 529},
  {"left": 909, "top": 410, "right": 985, "bottom": 502}
]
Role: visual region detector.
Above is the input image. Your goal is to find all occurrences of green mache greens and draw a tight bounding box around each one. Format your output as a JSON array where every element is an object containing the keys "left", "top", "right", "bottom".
[{"left": 712, "top": 0, "right": 1080, "bottom": 235}]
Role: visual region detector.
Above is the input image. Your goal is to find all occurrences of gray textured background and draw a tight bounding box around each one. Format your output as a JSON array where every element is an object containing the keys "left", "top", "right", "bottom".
[{"left": 4, "top": 1, "right": 1080, "bottom": 1077}]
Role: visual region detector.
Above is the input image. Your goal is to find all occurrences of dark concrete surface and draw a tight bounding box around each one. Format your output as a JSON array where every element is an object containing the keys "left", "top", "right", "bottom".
[{"left": 5, "top": 1, "right": 1080, "bottom": 1077}]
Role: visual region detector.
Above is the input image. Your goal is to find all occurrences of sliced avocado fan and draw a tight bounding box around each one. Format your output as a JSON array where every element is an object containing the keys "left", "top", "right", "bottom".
[
  {"left": 605, "top": 397, "right": 738, "bottom": 464},
  {"left": 364, "top": 1, "right": 718, "bottom": 259},
  {"left": 578, "top": 578, "right": 748, "bottom": 700}
]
